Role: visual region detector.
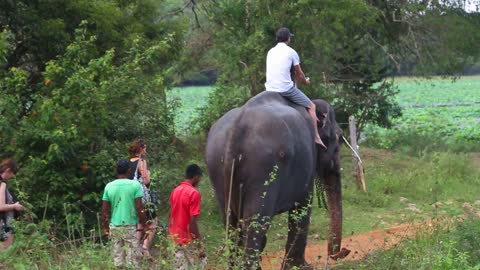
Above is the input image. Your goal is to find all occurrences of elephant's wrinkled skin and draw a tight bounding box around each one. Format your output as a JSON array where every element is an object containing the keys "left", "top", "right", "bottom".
[{"left": 205, "top": 91, "right": 343, "bottom": 269}]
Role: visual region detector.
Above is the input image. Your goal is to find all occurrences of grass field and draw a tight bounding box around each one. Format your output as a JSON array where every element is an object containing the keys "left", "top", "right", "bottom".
[{"left": 2, "top": 78, "right": 479, "bottom": 269}]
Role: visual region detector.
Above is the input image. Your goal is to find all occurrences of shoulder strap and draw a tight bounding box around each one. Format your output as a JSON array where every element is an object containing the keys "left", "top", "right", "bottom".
[{"left": 134, "top": 159, "right": 141, "bottom": 180}]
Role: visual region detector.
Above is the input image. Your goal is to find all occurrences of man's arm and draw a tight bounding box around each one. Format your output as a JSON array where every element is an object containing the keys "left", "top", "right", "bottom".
[
  {"left": 294, "top": 64, "right": 310, "bottom": 85},
  {"left": 101, "top": 200, "right": 110, "bottom": 236},
  {"left": 189, "top": 215, "right": 202, "bottom": 240},
  {"left": 135, "top": 197, "right": 147, "bottom": 229}
]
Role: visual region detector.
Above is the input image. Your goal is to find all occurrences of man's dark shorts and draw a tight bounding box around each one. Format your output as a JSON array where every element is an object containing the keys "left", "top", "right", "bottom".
[{"left": 279, "top": 86, "right": 311, "bottom": 108}]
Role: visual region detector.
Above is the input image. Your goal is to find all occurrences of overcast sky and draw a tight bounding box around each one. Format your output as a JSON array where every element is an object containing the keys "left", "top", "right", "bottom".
[{"left": 464, "top": 0, "right": 479, "bottom": 12}]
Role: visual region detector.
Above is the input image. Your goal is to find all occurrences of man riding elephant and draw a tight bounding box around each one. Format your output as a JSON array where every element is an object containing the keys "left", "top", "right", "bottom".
[{"left": 265, "top": 27, "right": 326, "bottom": 148}]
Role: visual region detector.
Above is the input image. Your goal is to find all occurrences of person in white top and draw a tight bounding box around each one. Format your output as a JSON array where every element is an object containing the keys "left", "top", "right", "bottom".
[{"left": 265, "top": 27, "right": 325, "bottom": 148}]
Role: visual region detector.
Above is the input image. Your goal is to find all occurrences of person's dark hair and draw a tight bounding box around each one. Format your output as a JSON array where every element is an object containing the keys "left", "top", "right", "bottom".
[
  {"left": 129, "top": 139, "right": 146, "bottom": 158},
  {"left": 185, "top": 164, "right": 202, "bottom": 179},
  {"left": 276, "top": 27, "right": 293, "bottom": 43},
  {"left": 0, "top": 159, "right": 19, "bottom": 175},
  {"left": 116, "top": 159, "right": 131, "bottom": 175}
]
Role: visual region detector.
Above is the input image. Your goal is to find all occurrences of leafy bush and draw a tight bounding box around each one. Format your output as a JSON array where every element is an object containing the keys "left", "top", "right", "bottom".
[{"left": 1, "top": 25, "right": 180, "bottom": 232}]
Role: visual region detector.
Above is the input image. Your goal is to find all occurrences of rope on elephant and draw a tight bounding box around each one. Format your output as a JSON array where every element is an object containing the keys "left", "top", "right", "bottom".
[
  {"left": 314, "top": 178, "right": 328, "bottom": 210},
  {"left": 342, "top": 135, "right": 363, "bottom": 164},
  {"left": 225, "top": 158, "right": 235, "bottom": 243}
]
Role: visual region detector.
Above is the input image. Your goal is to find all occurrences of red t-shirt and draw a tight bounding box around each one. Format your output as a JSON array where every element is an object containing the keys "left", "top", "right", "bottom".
[{"left": 168, "top": 181, "right": 201, "bottom": 245}]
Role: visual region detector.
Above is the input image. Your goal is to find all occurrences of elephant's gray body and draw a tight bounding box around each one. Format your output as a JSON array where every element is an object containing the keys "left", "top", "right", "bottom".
[{"left": 206, "top": 91, "right": 343, "bottom": 269}]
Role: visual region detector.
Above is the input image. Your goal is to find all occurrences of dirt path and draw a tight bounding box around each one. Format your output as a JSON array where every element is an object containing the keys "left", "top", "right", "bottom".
[{"left": 261, "top": 223, "right": 420, "bottom": 269}]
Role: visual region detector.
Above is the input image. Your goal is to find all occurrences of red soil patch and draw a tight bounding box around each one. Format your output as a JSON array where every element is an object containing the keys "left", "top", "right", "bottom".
[{"left": 261, "top": 223, "right": 420, "bottom": 269}]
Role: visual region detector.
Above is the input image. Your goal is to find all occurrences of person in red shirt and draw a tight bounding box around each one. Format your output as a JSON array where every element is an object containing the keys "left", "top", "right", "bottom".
[{"left": 168, "top": 164, "right": 206, "bottom": 269}]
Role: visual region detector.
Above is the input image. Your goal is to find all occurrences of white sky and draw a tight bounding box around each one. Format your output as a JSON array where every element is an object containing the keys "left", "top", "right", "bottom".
[{"left": 462, "top": 0, "right": 479, "bottom": 12}]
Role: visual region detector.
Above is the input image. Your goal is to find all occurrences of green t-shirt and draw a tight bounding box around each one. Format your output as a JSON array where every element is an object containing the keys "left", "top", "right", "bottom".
[{"left": 102, "top": 179, "right": 144, "bottom": 226}]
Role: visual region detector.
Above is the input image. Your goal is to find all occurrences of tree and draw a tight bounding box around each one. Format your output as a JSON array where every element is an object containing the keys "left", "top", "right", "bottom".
[
  {"left": 0, "top": 1, "right": 188, "bottom": 231},
  {"left": 5, "top": 26, "right": 178, "bottom": 230},
  {"left": 0, "top": 0, "right": 185, "bottom": 118},
  {"left": 193, "top": 0, "right": 480, "bottom": 133}
]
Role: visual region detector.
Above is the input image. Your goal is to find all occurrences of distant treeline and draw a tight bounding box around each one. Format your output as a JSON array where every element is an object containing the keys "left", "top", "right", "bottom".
[
  {"left": 179, "top": 65, "right": 480, "bottom": 87},
  {"left": 176, "top": 69, "right": 217, "bottom": 87}
]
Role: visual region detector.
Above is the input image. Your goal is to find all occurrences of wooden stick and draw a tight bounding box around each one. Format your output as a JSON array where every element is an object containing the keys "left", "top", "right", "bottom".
[{"left": 349, "top": 116, "right": 366, "bottom": 192}]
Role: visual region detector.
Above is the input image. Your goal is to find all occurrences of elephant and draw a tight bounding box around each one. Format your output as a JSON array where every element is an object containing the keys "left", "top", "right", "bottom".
[{"left": 205, "top": 91, "right": 346, "bottom": 269}]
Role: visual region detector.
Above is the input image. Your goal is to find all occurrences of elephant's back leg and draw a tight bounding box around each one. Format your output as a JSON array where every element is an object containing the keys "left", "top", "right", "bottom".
[
  {"left": 282, "top": 200, "right": 313, "bottom": 270},
  {"left": 237, "top": 174, "right": 278, "bottom": 269}
]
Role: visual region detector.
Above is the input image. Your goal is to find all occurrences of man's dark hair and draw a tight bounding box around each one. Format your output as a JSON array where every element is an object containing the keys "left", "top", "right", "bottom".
[
  {"left": 276, "top": 27, "right": 293, "bottom": 42},
  {"left": 116, "top": 159, "right": 130, "bottom": 175},
  {"left": 185, "top": 164, "right": 202, "bottom": 179}
]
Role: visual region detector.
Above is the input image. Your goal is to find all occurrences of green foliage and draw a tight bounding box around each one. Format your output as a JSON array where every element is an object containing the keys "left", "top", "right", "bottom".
[
  {"left": 0, "top": 0, "right": 186, "bottom": 123},
  {"left": 0, "top": 0, "right": 183, "bottom": 69},
  {"left": 330, "top": 80, "right": 402, "bottom": 132},
  {"left": 409, "top": 5, "right": 480, "bottom": 75},
  {"left": 0, "top": 0, "right": 189, "bottom": 234},
  {"left": 0, "top": 67, "right": 29, "bottom": 156},
  {"left": 2, "top": 25, "right": 180, "bottom": 230},
  {"left": 0, "top": 28, "right": 12, "bottom": 64},
  {"left": 194, "top": 0, "right": 480, "bottom": 133},
  {"left": 195, "top": 84, "right": 249, "bottom": 133}
]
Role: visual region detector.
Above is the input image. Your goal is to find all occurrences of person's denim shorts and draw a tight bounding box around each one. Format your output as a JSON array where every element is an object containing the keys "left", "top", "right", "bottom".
[{"left": 279, "top": 85, "right": 311, "bottom": 108}]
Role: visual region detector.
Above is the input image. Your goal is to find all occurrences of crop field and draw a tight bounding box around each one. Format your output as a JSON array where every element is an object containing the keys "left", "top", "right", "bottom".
[
  {"left": 168, "top": 86, "right": 212, "bottom": 135},
  {"left": 395, "top": 76, "right": 480, "bottom": 106},
  {"left": 365, "top": 76, "right": 480, "bottom": 152},
  {"left": 171, "top": 77, "right": 480, "bottom": 151}
]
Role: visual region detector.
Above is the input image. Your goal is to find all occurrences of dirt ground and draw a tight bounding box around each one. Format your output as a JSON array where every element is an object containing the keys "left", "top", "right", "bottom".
[
  {"left": 261, "top": 223, "right": 420, "bottom": 269},
  {"left": 261, "top": 211, "right": 480, "bottom": 270}
]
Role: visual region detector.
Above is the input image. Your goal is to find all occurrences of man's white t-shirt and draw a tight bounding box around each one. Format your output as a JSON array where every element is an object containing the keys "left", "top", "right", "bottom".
[{"left": 265, "top": 42, "right": 300, "bottom": 93}]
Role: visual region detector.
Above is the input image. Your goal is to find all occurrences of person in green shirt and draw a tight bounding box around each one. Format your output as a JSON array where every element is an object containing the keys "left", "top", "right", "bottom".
[{"left": 102, "top": 159, "right": 148, "bottom": 268}]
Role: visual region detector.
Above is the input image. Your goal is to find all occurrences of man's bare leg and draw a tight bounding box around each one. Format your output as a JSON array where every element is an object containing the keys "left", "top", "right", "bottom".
[
  {"left": 308, "top": 103, "right": 327, "bottom": 149},
  {"left": 142, "top": 218, "right": 158, "bottom": 256}
]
